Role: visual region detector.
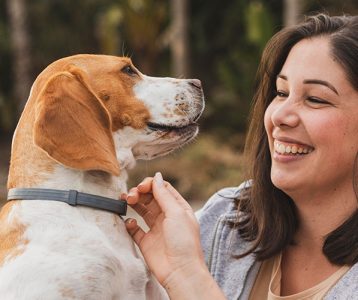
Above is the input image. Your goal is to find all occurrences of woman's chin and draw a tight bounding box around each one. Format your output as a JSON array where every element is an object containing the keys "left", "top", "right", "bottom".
[{"left": 270, "top": 173, "right": 301, "bottom": 197}]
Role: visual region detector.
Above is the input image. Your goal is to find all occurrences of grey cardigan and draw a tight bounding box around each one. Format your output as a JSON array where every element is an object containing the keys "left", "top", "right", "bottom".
[{"left": 196, "top": 184, "right": 358, "bottom": 300}]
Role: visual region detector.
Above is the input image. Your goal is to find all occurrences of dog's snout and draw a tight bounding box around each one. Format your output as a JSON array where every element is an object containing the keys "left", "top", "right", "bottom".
[{"left": 189, "top": 79, "right": 202, "bottom": 90}]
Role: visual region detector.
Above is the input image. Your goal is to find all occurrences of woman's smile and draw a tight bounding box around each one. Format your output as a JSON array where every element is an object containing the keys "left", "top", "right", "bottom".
[{"left": 272, "top": 139, "right": 314, "bottom": 162}]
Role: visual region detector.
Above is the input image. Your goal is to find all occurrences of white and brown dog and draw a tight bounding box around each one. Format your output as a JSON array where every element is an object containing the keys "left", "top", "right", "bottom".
[{"left": 0, "top": 55, "right": 204, "bottom": 299}]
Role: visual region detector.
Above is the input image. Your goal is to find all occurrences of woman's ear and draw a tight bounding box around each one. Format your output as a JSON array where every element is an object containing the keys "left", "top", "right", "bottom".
[{"left": 33, "top": 70, "right": 120, "bottom": 176}]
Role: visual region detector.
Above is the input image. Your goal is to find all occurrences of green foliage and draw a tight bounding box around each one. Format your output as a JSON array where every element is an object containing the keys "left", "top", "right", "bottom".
[
  {"left": 190, "top": 0, "right": 280, "bottom": 137},
  {"left": 245, "top": 1, "right": 275, "bottom": 50},
  {"left": 0, "top": 0, "right": 357, "bottom": 134},
  {"left": 116, "top": 0, "right": 170, "bottom": 73}
]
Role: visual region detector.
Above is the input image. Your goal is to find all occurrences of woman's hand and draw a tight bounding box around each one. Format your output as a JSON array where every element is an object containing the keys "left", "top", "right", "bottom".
[
  {"left": 123, "top": 172, "right": 226, "bottom": 299},
  {"left": 124, "top": 172, "right": 205, "bottom": 284}
]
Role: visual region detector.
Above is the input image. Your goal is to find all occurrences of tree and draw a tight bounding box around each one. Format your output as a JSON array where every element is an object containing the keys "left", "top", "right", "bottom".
[
  {"left": 6, "top": 0, "right": 31, "bottom": 116},
  {"left": 283, "top": 0, "right": 303, "bottom": 26},
  {"left": 170, "top": 0, "right": 189, "bottom": 77}
]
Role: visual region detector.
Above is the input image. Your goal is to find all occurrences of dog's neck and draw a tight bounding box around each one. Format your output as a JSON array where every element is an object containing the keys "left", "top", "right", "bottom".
[
  {"left": 47, "top": 137, "right": 138, "bottom": 198},
  {"left": 8, "top": 126, "right": 137, "bottom": 199},
  {"left": 36, "top": 166, "right": 129, "bottom": 199},
  {"left": 8, "top": 149, "right": 135, "bottom": 200}
]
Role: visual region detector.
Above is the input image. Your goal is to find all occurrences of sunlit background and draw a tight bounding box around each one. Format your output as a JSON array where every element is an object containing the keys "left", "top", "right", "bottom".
[{"left": 1, "top": 0, "right": 357, "bottom": 208}]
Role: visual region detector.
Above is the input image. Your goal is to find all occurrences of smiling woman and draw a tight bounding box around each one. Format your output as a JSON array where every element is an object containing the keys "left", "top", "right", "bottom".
[
  {"left": 244, "top": 15, "right": 358, "bottom": 267},
  {"left": 124, "top": 13, "right": 358, "bottom": 300}
]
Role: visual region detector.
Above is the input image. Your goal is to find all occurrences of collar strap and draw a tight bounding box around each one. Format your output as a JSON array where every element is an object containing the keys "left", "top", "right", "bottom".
[{"left": 7, "top": 188, "right": 127, "bottom": 216}]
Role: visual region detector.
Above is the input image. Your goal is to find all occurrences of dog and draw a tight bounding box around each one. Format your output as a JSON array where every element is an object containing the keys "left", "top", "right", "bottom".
[{"left": 0, "top": 54, "right": 204, "bottom": 299}]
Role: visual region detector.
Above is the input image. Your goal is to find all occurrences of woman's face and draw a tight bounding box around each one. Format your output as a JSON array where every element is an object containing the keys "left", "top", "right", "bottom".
[{"left": 264, "top": 37, "right": 358, "bottom": 198}]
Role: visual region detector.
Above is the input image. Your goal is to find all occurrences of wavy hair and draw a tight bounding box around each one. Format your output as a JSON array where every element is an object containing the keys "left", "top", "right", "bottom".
[{"left": 238, "top": 13, "right": 358, "bottom": 265}]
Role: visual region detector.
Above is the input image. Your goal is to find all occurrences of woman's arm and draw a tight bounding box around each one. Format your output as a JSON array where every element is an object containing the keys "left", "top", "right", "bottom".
[{"left": 124, "top": 172, "right": 226, "bottom": 300}]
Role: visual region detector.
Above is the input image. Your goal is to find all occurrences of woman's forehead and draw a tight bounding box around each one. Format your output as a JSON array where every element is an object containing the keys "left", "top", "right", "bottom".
[{"left": 279, "top": 38, "right": 353, "bottom": 92}]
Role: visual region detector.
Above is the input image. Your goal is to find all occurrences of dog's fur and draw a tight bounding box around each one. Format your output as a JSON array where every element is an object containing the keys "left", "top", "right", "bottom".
[{"left": 0, "top": 54, "right": 204, "bottom": 299}]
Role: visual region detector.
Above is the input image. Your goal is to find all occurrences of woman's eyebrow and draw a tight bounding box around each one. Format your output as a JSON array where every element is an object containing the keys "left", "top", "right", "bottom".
[
  {"left": 277, "top": 74, "right": 287, "bottom": 81},
  {"left": 276, "top": 74, "right": 339, "bottom": 95},
  {"left": 303, "top": 79, "right": 339, "bottom": 95}
]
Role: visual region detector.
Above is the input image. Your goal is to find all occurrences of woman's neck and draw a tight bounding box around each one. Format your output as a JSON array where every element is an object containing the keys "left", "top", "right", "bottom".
[{"left": 289, "top": 181, "right": 357, "bottom": 246}]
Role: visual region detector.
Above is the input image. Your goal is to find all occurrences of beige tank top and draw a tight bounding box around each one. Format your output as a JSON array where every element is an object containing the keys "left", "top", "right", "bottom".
[{"left": 249, "top": 253, "right": 350, "bottom": 300}]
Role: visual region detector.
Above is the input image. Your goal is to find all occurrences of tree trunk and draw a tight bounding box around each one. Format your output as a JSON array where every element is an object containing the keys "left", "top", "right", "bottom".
[
  {"left": 283, "top": 0, "right": 304, "bottom": 27},
  {"left": 7, "top": 0, "right": 31, "bottom": 115},
  {"left": 170, "top": 0, "right": 189, "bottom": 77}
]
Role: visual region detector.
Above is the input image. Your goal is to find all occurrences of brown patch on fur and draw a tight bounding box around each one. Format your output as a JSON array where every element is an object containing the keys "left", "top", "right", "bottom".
[
  {"left": 34, "top": 71, "right": 120, "bottom": 176},
  {"left": 119, "top": 114, "right": 132, "bottom": 126},
  {"left": 7, "top": 86, "right": 56, "bottom": 188},
  {"left": 8, "top": 55, "right": 151, "bottom": 187},
  {"left": 99, "top": 91, "right": 111, "bottom": 101},
  {"left": 0, "top": 202, "right": 29, "bottom": 267},
  {"left": 104, "top": 94, "right": 150, "bottom": 130},
  {"left": 66, "top": 57, "right": 150, "bottom": 131}
]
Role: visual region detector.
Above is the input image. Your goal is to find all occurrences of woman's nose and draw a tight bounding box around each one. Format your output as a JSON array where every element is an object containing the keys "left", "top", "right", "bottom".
[{"left": 271, "top": 97, "right": 300, "bottom": 129}]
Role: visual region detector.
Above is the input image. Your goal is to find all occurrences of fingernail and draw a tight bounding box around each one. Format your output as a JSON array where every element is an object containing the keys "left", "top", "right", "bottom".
[
  {"left": 125, "top": 218, "right": 135, "bottom": 224},
  {"left": 154, "top": 172, "right": 164, "bottom": 186}
]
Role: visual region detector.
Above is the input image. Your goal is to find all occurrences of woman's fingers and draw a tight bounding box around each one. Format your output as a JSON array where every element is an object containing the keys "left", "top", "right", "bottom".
[
  {"left": 126, "top": 187, "right": 162, "bottom": 220},
  {"left": 125, "top": 218, "right": 146, "bottom": 246},
  {"left": 152, "top": 172, "right": 183, "bottom": 214},
  {"left": 125, "top": 173, "right": 193, "bottom": 230},
  {"left": 165, "top": 182, "right": 193, "bottom": 212},
  {"left": 130, "top": 203, "right": 157, "bottom": 227},
  {"left": 125, "top": 177, "right": 153, "bottom": 205},
  {"left": 137, "top": 177, "right": 153, "bottom": 193},
  {"left": 127, "top": 188, "right": 151, "bottom": 205}
]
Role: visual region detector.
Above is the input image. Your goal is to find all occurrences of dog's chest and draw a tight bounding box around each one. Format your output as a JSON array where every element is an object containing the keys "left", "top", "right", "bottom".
[{"left": 0, "top": 202, "right": 167, "bottom": 299}]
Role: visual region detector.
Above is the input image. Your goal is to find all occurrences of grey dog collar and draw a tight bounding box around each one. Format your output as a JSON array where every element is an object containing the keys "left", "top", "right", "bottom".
[{"left": 7, "top": 188, "right": 127, "bottom": 216}]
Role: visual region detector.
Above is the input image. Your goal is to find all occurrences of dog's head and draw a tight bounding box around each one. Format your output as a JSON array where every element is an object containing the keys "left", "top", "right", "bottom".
[{"left": 32, "top": 55, "right": 204, "bottom": 176}]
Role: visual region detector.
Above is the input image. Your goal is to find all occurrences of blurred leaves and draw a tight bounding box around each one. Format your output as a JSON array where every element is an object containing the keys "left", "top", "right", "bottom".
[
  {"left": 117, "top": 0, "right": 169, "bottom": 73},
  {"left": 246, "top": 1, "right": 274, "bottom": 50},
  {"left": 97, "top": 4, "right": 123, "bottom": 55},
  {"left": 1, "top": 0, "right": 357, "bottom": 136}
]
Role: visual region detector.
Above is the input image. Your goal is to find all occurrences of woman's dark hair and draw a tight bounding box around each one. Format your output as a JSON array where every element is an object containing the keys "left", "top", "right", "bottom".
[{"left": 238, "top": 13, "right": 358, "bottom": 265}]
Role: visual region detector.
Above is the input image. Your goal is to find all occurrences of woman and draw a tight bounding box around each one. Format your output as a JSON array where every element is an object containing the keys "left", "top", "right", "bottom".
[{"left": 124, "top": 14, "right": 358, "bottom": 299}]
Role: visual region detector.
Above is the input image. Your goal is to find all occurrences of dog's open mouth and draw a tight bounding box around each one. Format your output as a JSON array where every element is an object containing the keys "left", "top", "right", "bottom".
[{"left": 147, "top": 122, "right": 198, "bottom": 132}]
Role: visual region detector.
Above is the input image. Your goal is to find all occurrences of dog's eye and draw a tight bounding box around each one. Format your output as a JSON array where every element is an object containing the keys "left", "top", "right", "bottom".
[{"left": 121, "top": 65, "right": 137, "bottom": 76}]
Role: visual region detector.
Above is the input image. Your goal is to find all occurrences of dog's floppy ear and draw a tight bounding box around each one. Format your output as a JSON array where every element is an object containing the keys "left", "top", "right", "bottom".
[{"left": 33, "top": 69, "right": 120, "bottom": 176}]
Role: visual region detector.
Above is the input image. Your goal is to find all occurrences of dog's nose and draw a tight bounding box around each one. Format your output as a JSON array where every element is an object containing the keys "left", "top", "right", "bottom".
[{"left": 189, "top": 79, "right": 202, "bottom": 89}]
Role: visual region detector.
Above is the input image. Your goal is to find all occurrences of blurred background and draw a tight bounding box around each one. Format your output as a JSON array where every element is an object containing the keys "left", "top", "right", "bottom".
[{"left": 1, "top": 0, "right": 357, "bottom": 208}]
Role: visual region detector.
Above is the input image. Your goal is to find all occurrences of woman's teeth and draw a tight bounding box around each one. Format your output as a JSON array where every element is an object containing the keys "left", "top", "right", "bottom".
[{"left": 274, "top": 140, "right": 313, "bottom": 155}]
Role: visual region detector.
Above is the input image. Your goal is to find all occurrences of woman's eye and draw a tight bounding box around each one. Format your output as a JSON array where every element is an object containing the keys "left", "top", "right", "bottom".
[
  {"left": 307, "top": 97, "right": 330, "bottom": 105},
  {"left": 121, "top": 65, "right": 137, "bottom": 76},
  {"left": 275, "top": 90, "right": 288, "bottom": 98}
]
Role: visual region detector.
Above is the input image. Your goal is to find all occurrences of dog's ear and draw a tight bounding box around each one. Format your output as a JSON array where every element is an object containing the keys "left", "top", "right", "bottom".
[{"left": 33, "top": 70, "right": 120, "bottom": 176}]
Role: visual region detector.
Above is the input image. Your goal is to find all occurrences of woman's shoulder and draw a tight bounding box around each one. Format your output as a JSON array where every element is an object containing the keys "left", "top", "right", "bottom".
[
  {"left": 326, "top": 262, "right": 358, "bottom": 299},
  {"left": 195, "top": 180, "right": 251, "bottom": 221}
]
